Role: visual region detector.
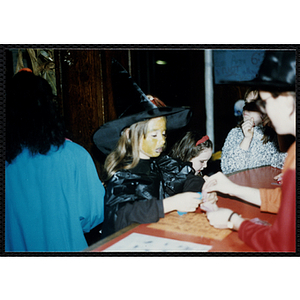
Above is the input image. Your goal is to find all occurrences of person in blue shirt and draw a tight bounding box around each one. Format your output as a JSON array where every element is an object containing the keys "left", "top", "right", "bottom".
[{"left": 5, "top": 69, "right": 105, "bottom": 252}]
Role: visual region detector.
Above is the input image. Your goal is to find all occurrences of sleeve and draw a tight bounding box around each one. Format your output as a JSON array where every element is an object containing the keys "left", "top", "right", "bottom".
[
  {"left": 259, "top": 187, "right": 281, "bottom": 213},
  {"left": 183, "top": 173, "right": 205, "bottom": 192},
  {"left": 103, "top": 171, "right": 165, "bottom": 235},
  {"left": 76, "top": 151, "right": 105, "bottom": 233},
  {"left": 221, "top": 129, "right": 249, "bottom": 174},
  {"left": 115, "top": 198, "right": 164, "bottom": 232},
  {"left": 238, "top": 169, "right": 295, "bottom": 252}
]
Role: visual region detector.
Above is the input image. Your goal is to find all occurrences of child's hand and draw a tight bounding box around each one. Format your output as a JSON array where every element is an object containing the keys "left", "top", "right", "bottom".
[
  {"left": 241, "top": 117, "right": 255, "bottom": 139},
  {"left": 163, "top": 192, "right": 201, "bottom": 213},
  {"left": 200, "top": 192, "right": 218, "bottom": 212},
  {"left": 205, "top": 191, "right": 218, "bottom": 204}
]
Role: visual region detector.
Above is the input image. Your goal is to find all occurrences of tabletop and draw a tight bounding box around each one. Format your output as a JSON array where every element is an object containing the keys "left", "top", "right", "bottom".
[{"left": 84, "top": 166, "right": 281, "bottom": 253}]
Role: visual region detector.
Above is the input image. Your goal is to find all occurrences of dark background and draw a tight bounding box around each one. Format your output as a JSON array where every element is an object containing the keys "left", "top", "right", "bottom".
[
  {"left": 5, "top": 45, "right": 295, "bottom": 245},
  {"left": 5, "top": 46, "right": 250, "bottom": 179}
]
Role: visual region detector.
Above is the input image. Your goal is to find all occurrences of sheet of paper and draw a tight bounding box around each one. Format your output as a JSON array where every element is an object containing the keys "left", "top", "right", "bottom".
[
  {"left": 148, "top": 211, "right": 231, "bottom": 240},
  {"left": 103, "top": 233, "right": 212, "bottom": 252}
]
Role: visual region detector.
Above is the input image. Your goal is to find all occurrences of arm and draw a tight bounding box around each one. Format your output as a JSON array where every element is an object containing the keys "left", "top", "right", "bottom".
[
  {"left": 163, "top": 192, "right": 202, "bottom": 213},
  {"left": 115, "top": 192, "right": 201, "bottom": 230},
  {"left": 202, "top": 171, "right": 261, "bottom": 206},
  {"left": 207, "top": 171, "right": 295, "bottom": 251},
  {"left": 182, "top": 173, "right": 205, "bottom": 193},
  {"left": 239, "top": 118, "right": 254, "bottom": 150},
  {"left": 238, "top": 169, "right": 295, "bottom": 251},
  {"left": 115, "top": 197, "right": 165, "bottom": 231},
  {"left": 77, "top": 149, "right": 105, "bottom": 233},
  {"left": 260, "top": 187, "right": 281, "bottom": 213}
]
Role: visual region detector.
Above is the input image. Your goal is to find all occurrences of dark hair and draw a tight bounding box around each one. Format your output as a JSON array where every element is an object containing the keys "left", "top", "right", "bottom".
[
  {"left": 6, "top": 71, "right": 66, "bottom": 164},
  {"left": 169, "top": 131, "right": 213, "bottom": 162}
]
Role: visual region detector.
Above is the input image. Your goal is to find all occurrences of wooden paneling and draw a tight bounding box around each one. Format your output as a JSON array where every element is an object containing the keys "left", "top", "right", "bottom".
[{"left": 57, "top": 49, "right": 247, "bottom": 178}]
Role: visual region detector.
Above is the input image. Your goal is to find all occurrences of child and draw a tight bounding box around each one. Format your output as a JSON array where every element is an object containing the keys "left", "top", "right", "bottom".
[
  {"left": 169, "top": 131, "right": 218, "bottom": 211},
  {"left": 93, "top": 61, "right": 202, "bottom": 238},
  {"left": 221, "top": 88, "right": 287, "bottom": 174},
  {"left": 203, "top": 50, "right": 296, "bottom": 252},
  {"left": 169, "top": 131, "right": 213, "bottom": 176}
]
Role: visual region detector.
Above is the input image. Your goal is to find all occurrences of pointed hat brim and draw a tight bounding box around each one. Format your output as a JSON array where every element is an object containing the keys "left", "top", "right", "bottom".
[
  {"left": 93, "top": 59, "right": 192, "bottom": 155},
  {"left": 93, "top": 106, "right": 192, "bottom": 156}
]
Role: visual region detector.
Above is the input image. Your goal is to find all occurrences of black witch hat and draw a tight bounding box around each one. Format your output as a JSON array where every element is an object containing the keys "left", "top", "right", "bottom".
[
  {"left": 93, "top": 59, "right": 192, "bottom": 155},
  {"left": 220, "top": 50, "right": 296, "bottom": 91}
]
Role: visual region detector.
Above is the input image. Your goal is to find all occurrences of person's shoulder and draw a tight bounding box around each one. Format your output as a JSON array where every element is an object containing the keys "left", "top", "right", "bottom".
[
  {"left": 225, "top": 127, "right": 241, "bottom": 139},
  {"left": 158, "top": 155, "right": 191, "bottom": 168},
  {"left": 61, "top": 139, "right": 91, "bottom": 158},
  {"left": 64, "top": 139, "right": 87, "bottom": 152}
]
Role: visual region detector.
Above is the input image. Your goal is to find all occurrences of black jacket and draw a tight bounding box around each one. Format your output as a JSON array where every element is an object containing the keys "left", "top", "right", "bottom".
[{"left": 101, "top": 155, "right": 205, "bottom": 238}]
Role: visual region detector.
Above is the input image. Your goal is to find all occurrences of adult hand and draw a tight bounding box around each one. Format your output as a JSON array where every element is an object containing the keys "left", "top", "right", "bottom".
[
  {"left": 207, "top": 208, "right": 244, "bottom": 230},
  {"left": 163, "top": 192, "right": 201, "bottom": 213},
  {"left": 206, "top": 208, "right": 233, "bottom": 229},
  {"left": 274, "top": 173, "right": 283, "bottom": 183},
  {"left": 202, "top": 172, "right": 236, "bottom": 195}
]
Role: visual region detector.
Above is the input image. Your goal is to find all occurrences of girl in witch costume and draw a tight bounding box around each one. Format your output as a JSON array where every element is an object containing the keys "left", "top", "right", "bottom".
[{"left": 93, "top": 60, "right": 207, "bottom": 238}]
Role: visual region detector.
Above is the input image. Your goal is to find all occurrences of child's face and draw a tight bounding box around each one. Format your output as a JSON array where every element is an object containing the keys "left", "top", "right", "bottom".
[
  {"left": 139, "top": 117, "right": 167, "bottom": 159},
  {"left": 242, "top": 109, "right": 262, "bottom": 126},
  {"left": 190, "top": 148, "right": 213, "bottom": 175}
]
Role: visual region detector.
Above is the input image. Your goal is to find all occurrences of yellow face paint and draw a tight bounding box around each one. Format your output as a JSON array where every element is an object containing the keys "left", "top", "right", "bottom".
[{"left": 140, "top": 117, "right": 167, "bottom": 159}]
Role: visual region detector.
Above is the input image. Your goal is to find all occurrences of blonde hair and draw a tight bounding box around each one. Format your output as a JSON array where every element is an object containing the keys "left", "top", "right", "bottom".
[{"left": 104, "top": 119, "right": 150, "bottom": 180}]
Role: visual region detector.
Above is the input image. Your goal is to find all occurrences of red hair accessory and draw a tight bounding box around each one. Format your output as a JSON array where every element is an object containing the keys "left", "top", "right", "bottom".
[
  {"left": 196, "top": 135, "right": 209, "bottom": 146},
  {"left": 18, "top": 68, "right": 33, "bottom": 73},
  {"left": 147, "top": 95, "right": 167, "bottom": 107}
]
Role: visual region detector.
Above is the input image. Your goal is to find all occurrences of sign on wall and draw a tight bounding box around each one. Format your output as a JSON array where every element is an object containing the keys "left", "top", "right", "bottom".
[{"left": 213, "top": 50, "right": 265, "bottom": 84}]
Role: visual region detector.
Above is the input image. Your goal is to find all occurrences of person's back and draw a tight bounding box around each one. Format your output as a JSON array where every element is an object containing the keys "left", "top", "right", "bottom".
[
  {"left": 5, "top": 140, "right": 105, "bottom": 252},
  {"left": 5, "top": 70, "right": 105, "bottom": 252}
]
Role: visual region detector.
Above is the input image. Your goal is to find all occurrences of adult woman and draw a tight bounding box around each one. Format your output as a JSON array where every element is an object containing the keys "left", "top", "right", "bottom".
[
  {"left": 203, "top": 51, "right": 296, "bottom": 252},
  {"left": 6, "top": 70, "right": 105, "bottom": 252},
  {"left": 221, "top": 88, "right": 286, "bottom": 175}
]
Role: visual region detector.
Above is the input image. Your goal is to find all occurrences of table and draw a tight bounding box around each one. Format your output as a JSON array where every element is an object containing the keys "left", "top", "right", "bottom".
[{"left": 84, "top": 166, "right": 281, "bottom": 253}]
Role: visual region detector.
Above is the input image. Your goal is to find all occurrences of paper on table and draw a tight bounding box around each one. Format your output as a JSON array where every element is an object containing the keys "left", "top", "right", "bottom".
[
  {"left": 148, "top": 211, "right": 231, "bottom": 240},
  {"left": 103, "top": 233, "right": 212, "bottom": 252}
]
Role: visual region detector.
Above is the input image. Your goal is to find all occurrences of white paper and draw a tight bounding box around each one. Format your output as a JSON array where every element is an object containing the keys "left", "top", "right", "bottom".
[{"left": 103, "top": 233, "right": 212, "bottom": 252}]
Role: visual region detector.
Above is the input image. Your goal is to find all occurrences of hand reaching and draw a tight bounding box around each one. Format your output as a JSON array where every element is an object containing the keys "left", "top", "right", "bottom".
[
  {"left": 200, "top": 191, "right": 218, "bottom": 212},
  {"left": 202, "top": 172, "right": 236, "bottom": 195},
  {"left": 163, "top": 192, "right": 201, "bottom": 213},
  {"left": 206, "top": 208, "right": 234, "bottom": 229}
]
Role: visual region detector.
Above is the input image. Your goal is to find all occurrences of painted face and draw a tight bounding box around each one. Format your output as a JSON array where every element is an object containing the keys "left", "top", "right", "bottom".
[
  {"left": 190, "top": 148, "right": 213, "bottom": 175},
  {"left": 139, "top": 117, "right": 167, "bottom": 159}
]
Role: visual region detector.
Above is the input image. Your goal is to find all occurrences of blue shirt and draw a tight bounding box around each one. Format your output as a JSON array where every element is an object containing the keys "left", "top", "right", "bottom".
[{"left": 5, "top": 140, "right": 105, "bottom": 252}]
